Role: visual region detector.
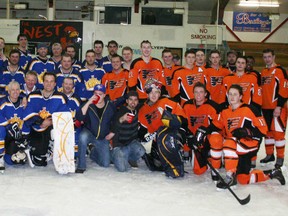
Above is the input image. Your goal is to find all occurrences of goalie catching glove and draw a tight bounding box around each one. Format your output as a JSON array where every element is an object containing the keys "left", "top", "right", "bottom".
[{"left": 231, "top": 128, "right": 253, "bottom": 140}]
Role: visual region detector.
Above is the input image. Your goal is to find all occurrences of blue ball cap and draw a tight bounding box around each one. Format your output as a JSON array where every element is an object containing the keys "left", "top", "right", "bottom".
[{"left": 93, "top": 84, "right": 106, "bottom": 93}]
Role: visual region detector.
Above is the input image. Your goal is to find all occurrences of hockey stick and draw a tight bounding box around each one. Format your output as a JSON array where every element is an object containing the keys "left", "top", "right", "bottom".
[
  {"left": 205, "top": 158, "right": 250, "bottom": 205},
  {"left": 188, "top": 139, "right": 250, "bottom": 205}
]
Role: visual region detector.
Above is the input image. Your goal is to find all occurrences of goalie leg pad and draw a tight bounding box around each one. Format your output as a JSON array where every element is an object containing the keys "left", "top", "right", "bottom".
[{"left": 157, "top": 127, "right": 184, "bottom": 178}]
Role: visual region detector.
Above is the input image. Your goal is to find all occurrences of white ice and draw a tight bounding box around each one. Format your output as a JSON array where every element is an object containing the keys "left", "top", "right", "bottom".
[{"left": 1, "top": 136, "right": 288, "bottom": 216}]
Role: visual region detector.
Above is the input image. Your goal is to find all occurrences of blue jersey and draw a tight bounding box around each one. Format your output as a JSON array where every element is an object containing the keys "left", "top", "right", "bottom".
[
  {"left": 22, "top": 90, "right": 69, "bottom": 134},
  {"left": 102, "top": 56, "right": 113, "bottom": 73},
  {"left": 17, "top": 48, "right": 32, "bottom": 71},
  {"left": 49, "top": 57, "right": 61, "bottom": 69},
  {"left": 79, "top": 66, "right": 105, "bottom": 100},
  {"left": 0, "top": 66, "right": 26, "bottom": 97},
  {"left": 0, "top": 58, "right": 8, "bottom": 70},
  {"left": 28, "top": 57, "right": 55, "bottom": 89},
  {"left": 66, "top": 93, "right": 81, "bottom": 119},
  {"left": 82, "top": 57, "right": 105, "bottom": 69},
  {"left": 55, "top": 67, "right": 83, "bottom": 96},
  {"left": 72, "top": 59, "right": 82, "bottom": 71},
  {"left": 0, "top": 96, "right": 25, "bottom": 144}
]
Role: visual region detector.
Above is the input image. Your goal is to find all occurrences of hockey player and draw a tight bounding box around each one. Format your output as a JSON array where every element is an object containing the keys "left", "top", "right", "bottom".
[
  {"left": 122, "top": 46, "right": 133, "bottom": 70},
  {"left": 79, "top": 49, "right": 106, "bottom": 101},
  {"left": 16, "top": 34, "right": 32, "bottom": 71},
  {"left": 22, "top": 72, "right": 69, "bottom": 166},
  {"left": 50, "top": 42, "right": 63, "bottom": 69},
  {"left": 0, "top": 81, "right": 26, "bottom": 171},
  {"left": 62, "top": 77, "right": 82, "bottom": 158},
  {"left": 128, "top": 40, "right": 164, "bottom": 103},
  {"left": 28, "top": 43, "right": 55, "bottom": 89},
  {"left": 54, "top": 53, "right": 83, "bottom": 95},
  {"left": 223, "top": 56, "right": 262, "bottom": 111},
  {"left": 65, "top": 44, "right": 82, "bottom": 71},
  {"left": 161, "top": 49, "right": 181, "bottom": 99},
  {"left": 172, "top": 49, "right": 205, "bottom": 105},
  {"left": 224, "top": 50, "right": 238, "bottom": 72},
  {"left": 102, "top": 40, "right": 120, "bottom": 73},
  {"left": 101, "top": 54, "right": 129, "bottom": 106},
  {"left": 0, "top": 49, "right": 26, "bottom": 97},
  {"left": 138, "top": 78, "right": 187, "bottom": 177},
  {"left": 183, "top": 82, "right": 223, "bottom": 181},
  {"left": 21, "top": 70, "right": 38, "bottom": 96},
  {"left": 204, "top": 50, "right": 231, "bottom": 105},
  {"left": 260, "top": 49, "right": 287, "bottom": 168},
  {"left": 197, "top": 84, "right": 285, "bottom": 190},
  {"left": 195, "top": 50, "right": 206, "bottom": 69}
]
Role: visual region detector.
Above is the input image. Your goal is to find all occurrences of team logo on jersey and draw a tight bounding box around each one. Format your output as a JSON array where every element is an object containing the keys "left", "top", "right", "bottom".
[
  {"left": 109, "top": 78, "right": 125, "bottom": 90},
  {"left": 85, "top": 76, "right": 101, "bottom": 90},
  {"left": 261, "top": 76, "right": 272, "bottom": 85},
  {"left": 165, "top": 76, "right": 172, "bottom": 86},
  {"left": 38, "top": 70, "right": 47, "bottom": 84},
  {"left": 239, "top": 82, "right": 250, "bottom": 92},
  {"left": 141, "top": 69, "right": 157, "bottom": 79},
  {"left": 210, "top": 76, "right": 223, "bottom": 87},
  {"left": 39, "top": 107, "right": 51, "bottom": 119},
  {"left": 186, "top": 74, "right": 202, "bottom": 86},
  {"left": 190, "top": 115, "right": 206, "bottom": 126},
  {"left": 227, "top": 117, "right": 241, "bottom": 130},
  {"left": 8, "top": 114, "right": 24, "bottom": 129},
  {"left": 145, "top": 109, "right": 160, "bottom": 124}
]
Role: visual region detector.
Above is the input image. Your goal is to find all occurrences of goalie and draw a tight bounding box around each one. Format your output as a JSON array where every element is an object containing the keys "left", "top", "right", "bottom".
[{"left": 138, "top": 78, "right": 188, "bottom": 178}]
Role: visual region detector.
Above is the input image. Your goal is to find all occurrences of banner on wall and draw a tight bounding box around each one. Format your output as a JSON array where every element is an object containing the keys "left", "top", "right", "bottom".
[
  {"left": 233, "top": 12, "right": 271, "bottom": 32},
  {"left": 20, "top": 20, "right": 83, "bottom": 60}
]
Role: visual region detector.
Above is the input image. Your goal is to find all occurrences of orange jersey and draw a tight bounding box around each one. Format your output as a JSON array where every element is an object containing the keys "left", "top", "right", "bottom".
[
  {"left": 223, "top": 72, "right": 262, "bottom": 107},
  {"left": 261, "top": 65, "right": 288, "bottom": 109},
  {"left": 128, "top": 57, "right": 164, "bottom": 99},
  {"left": 138, "top": 97, "right": 186, "bottom": 134},
  {"left": 183, "top": 99, "right": 220, "bottom": 134},
  {"left": 172, "top": 66, "right": 205, "bottom": 105},
  {"left": 162, "top": 65, "right": 181, "bottom": 97},
  {"left": 204, "top": 66, "right": 231, "bottom": 104},
  {"left": 102, "top": 69, "right": 129, "bottom": 101},
  {"left": 214, "top": 103, "right": 267, "bottom": 139}
]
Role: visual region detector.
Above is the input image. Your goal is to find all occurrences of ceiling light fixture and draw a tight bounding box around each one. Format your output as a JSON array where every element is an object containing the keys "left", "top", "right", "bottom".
[{"left": 239, "top": 0, "right": 279, "bottom": 7}]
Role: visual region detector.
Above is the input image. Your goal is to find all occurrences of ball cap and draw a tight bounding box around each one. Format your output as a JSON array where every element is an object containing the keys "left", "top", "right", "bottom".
[
  {"left": 93, "top": 84, "right": 106, "bottom": 93},
  {"left": 37, "top": 42, "right": 49, "bottom": 49}
]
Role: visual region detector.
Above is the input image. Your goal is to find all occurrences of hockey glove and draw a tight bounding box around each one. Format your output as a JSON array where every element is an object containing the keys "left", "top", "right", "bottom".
[
  {"left": 186, "top": 131, "right": 195, "bottom": 150},
  {"left": 194, "top": 126, "right": 208, "bottom": 149},
  {"left": 7, "top": 122, "right": 21, "bottom": 140},
  {"left": 143, "top": 132, "right": 157, "bottom": 142},
  {"left": 231, "top": 128, "right": 253, "bottom": 139}
]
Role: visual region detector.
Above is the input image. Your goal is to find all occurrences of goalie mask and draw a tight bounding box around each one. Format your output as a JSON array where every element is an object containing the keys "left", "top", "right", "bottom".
[{"left": 144, "top": 78, "right": 162, "bottom": 94}]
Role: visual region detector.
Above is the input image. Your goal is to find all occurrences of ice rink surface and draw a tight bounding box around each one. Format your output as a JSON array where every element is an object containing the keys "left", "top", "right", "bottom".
[{"left": 1, "top": 137, "right": 288, "bottom": 216}]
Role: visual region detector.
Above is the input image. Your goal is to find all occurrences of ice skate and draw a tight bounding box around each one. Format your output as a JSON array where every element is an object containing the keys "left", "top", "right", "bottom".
[
  {"left": 265, "top": 167, "right": 286, "bottom": 185},
  {"left": 260, "top": 154, "right": 275, "bottom": 166},
  {"left": 216, "top": 172, "right": 237, "bottom": 191},
  {"left": 0, "top": 156, "right": 5, "bottom": 173}
]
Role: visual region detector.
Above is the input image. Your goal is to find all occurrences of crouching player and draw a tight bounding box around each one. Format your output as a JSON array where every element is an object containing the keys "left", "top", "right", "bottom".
[
  {"left": 196, "top": 84, "right": 285, "bottom": 190},
  {"left": 0, "top": 81, "right": 28, "bottom": 171},
  {"left": 138, "top": 78, "right": 188, "bottom": 178},
  {"left": 183, "top": 82, "right": 223, "bottom": 182}
]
